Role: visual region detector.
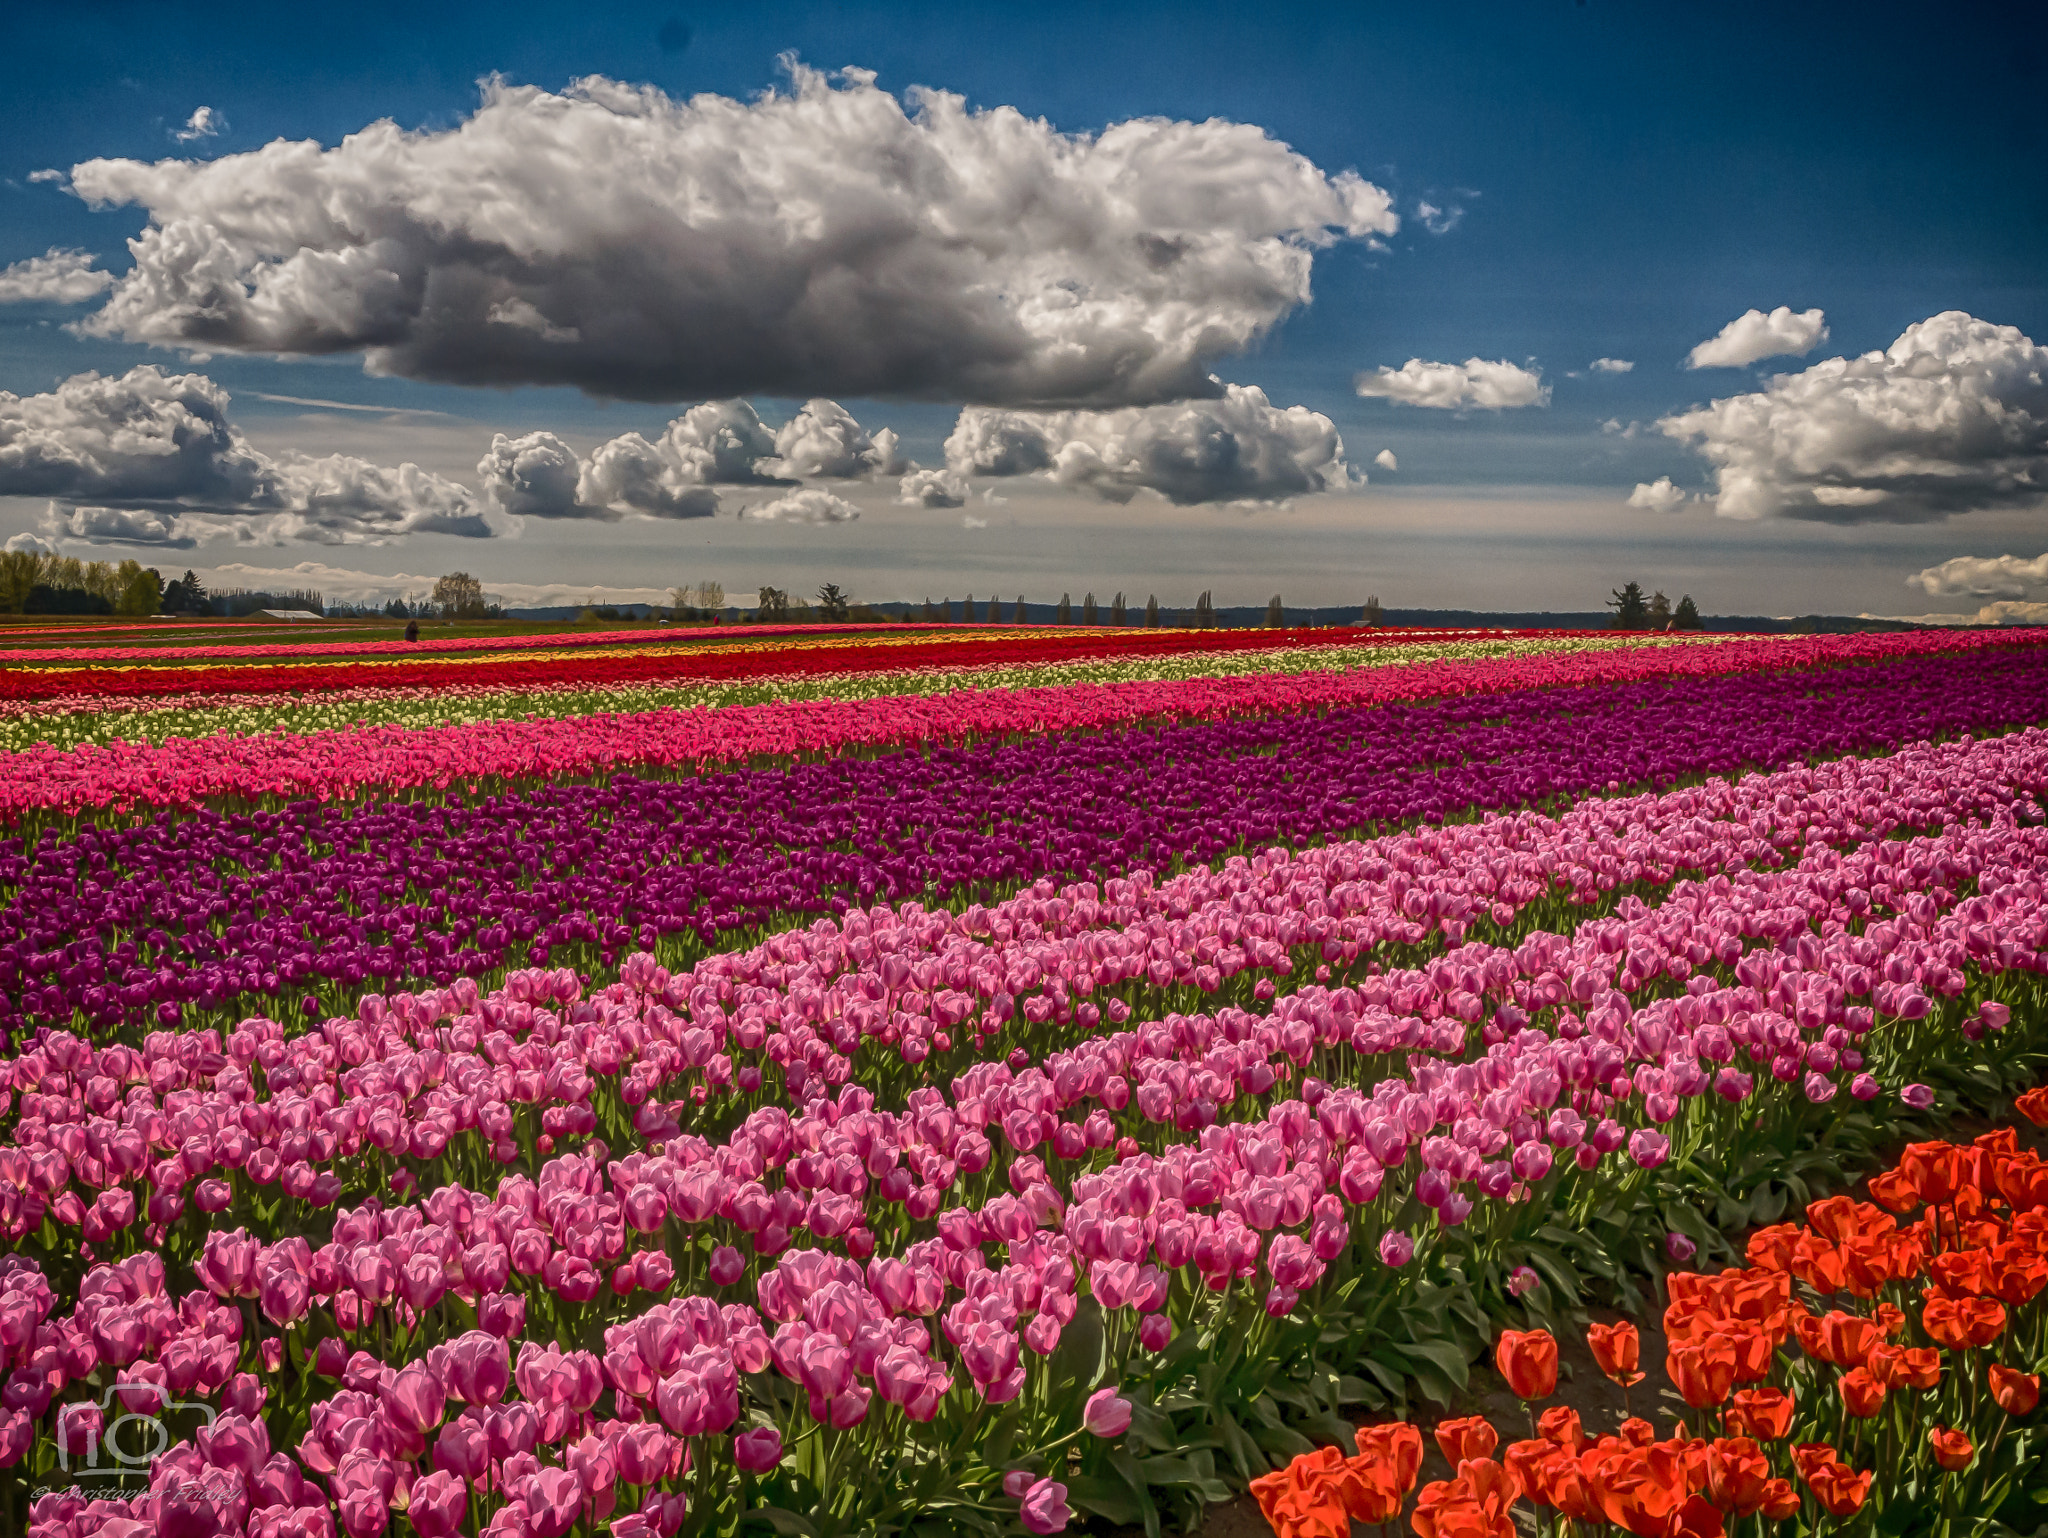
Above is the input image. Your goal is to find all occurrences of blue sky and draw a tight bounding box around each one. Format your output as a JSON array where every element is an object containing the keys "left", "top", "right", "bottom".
[{"left": 2, "top": 0, "right": 2044, "bottom": 616}]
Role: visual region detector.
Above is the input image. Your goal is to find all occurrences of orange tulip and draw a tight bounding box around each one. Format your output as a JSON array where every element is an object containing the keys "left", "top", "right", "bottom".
[
  {"left": 2014, "top": 1085, "right": 2048, "bottom": 1129},
  {"left": 1588, "top": 1321, "right": 1646, "bottom": 1387},
  {"left": 1744, "top": 1223, "right": 1801, "bottom": 1272},
  {"left": 1536, "top": 1406, "right": 1583, "bottom": 1452},
  {"left": 1726, "top": 1387, "right": 1794, "bottom": 1441},
  {"left": 1617, "top": 1417, "right": 1658, "bottom": 1448},
  {"left": 1928, "top": 1427, "right": 1973, "bottom": 1472},
  {"left": 1814, "top": 1311, "right": 1881, "bottom": 1368},
  {"left": 1584, "top": 1443, "right": 1719, "bottom": 1538},
  {"left": 1702, "top": 1437, "right": 1772, "bottom": 1518},
  {"left": 1411, "top": 1461, "right": 1518, "bottom": 1538},
  {"left": 1494, "top": 1329, "right": 1558, "bottom": 1401},
  {"left": 1989, "top": 1365, "right": 2040, "bottom": 1416},
  {"left": 1667, "top": 1337, "right": 1739, "bottom": 1408},
  {"left": 1866, "top": 1168, "right": 1919, "bottom": 1214},
  {"left": 1838, "top": 1367, "right": 1886, "bottom": 1419},
  {"left": 1758, "top": 1479, "right": 1801, "bottom": 1520},
  {"left": 1790, "top": 1443, "right": 1840, "bottom": 1483},
  {"left": 1923, "top": 1294, "right": 2007, "bottom": 1349},
  {"left": 1804, "top": 1462, "right": 1873, "bottom": 1518},
  {"left": 1867, "top": 1344, "right": 1941, "bottom": 1391},
  {"left": 1899, "top": 1143, "right": 1966, "bottom": 1205},
  {"left": 1434, "top": 1416, "right": 1499, "bottom": 1466},
  {"left": 1355, "top": 1422, "right": 1425, "bottom": 1494}
]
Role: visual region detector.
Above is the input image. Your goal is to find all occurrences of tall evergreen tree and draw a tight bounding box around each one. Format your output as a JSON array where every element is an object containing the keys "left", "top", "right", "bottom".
[
  {"left": 1014, "top": 595, "right": 1027, "bottom": 623},
  {"left": 1057, "top": 593, "right": 1072, "bottom": 622},
  {"left": 1674, "top": 594, "right": 1702, "bottom": 630},
  {"left": 1083, "top": 592, "right": 1097, "bottom": 624},
  {"left": 1264, "top": 593, "right": 1283, "bottom": 628},
  {"left": 1145, "top": 594, "right": 1159, "bottom": 627},
  {"left": 1111, "top": 592, "right": 1126, "bottom": 625},
  {"left": 1608, "top": 581, "right": 1650, "bottom": 629},
  {"left": 1362, "top": 595, "right": 1383, "bottom": 626},
  {"left": 1647, "top": 590, "right": 1673, "bottom": 628}
]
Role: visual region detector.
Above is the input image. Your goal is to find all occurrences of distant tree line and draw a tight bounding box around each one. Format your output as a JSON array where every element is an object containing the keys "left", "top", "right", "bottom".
[
  {"left": 1607, "top": 581, "right": 1702, "bottom": 630},
  {"left": 0, "top": 553, "right": 164, "bottom": 616}
]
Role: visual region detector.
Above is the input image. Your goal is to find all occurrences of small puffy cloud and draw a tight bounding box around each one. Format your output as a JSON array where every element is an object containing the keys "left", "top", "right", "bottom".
[
  {"left": 1416, "top": 199, "right": 1463, "bottom": 235},
  {"left": 1354, "top": 357, "right": 1549, "bottom": 410},
  {"left": 0, "top": 248, "right": 117, "bottom": 304},
  {"left": 1658, "top": 311, "right": 2048, "bottom": 522},
  {"left": 1602, "top": 418, "right": 1642, "bottom": 439},
  {"left": 487, "top": 297, "right": 579, "bottom": 344},
  {"left": 1373, "top": 448, "right": 1397, "bottom": 471},
  {"left": 0, "top": 365, "right": 486, "bottom": 546},
  {"left": 1627, "top": 476, "right": 1689, "bottom": 514},
  {"left": 174, "top": 106, "right": 223, "bottom": 143},
  {"left": 742, "top": 488, "right": 859, "bottom": 523},
  {"left": 945, "top": 384, "right": 1355, "bottom": 505},
  {"left": 898, "top": 467, "right": 970, "bottom": 508},
  {"left": 1685, "top": 307, "right": 1828, "bottom": 369},
  {"left": 4, "top": 531, "right": 57, "bottom": 554},
  {"left": 771, "top": 399, "right": 903, "bottom": 478},
  {"left": 70, "top": 63, "right": 1395, "bottom": 408},
  {"left": 1906, "top": 551, "right": 2048, "bottom": 600},
  {"left": 27, "top": 169, "right": 66, "bottom": 185},
  {"left": 1589, "top": 357, "right": 1633, "bottom": 374},
  {"left": 961, "top": 514, "right": 989, "bottom": 529}
]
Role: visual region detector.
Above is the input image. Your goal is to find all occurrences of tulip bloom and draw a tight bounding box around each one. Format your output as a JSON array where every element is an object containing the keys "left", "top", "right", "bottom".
[
  {"left": 1990, "top": 1365, "right": 2040, "bottom": 1416},
  {"left": 1018, "top": 1477, "right": 1070, "bottom": 1535},
  {"left": 1083, "top": 1388, "right": 1133, "bottom": 1439},
  {"left": 1494, "top": 1330, "right": 1558, "bottom": 1401},
  {"left": 1433, "top": 1417, "right": 1499, "bottom": 1465},
  {"left": 1928, "top": 1427, "right": 1973, "bottom": 1472},
  {"left": 1587, "top": 1321, "right": 1645, "bottom": 1387},
  {"left": 1727, "top": 1387, "right": 1795, "bottom": 1441}
]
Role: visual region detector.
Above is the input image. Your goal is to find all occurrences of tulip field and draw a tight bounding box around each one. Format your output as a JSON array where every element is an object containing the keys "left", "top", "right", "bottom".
[{"left": 4, "top": 617, "right": 2048, "bottom": 1538}]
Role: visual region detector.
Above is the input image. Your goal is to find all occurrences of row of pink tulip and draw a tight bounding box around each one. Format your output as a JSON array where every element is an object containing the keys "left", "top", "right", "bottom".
[
  {"left": 7, "top": 725, "right": 2041, "bottom": 1258},
  {"left": 4, "top": 629, "right": 2036, "bottom": 820},
  {"left": 7, "top": 731, "right": 2047, "bottom": 1535}
]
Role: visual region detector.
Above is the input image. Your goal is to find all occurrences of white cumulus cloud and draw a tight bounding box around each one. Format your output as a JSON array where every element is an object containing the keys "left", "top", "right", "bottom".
[
  {"left": 1685, "top": 307, "right": 1829, "bottom": 369},
  {"left": 1354, "top": 357, "right": 1549, "bottom": 410},
  {"left": 1658, "top": 311, "right": 2048, "bottom": 522},
  {"left": 0, "top": 248, "right": 117, "bottom": 304},
  {"left": 770, "top": 399, "right": 905, "bottom": 478},
  {"left": 475, "top": 397, "right": 905, "bottom": 521},
  {"left": 68, "top": 63, "right": 1395, "bottom": 407},
  {"left": 1627, "top": 476, "right": 1689, "bottom": 513},
  {"left": 1589, "top": 357, "right": 1633, "bottom": 374},
  {"left": 1373, "top": 448, "right": 1397, "bottom": 471},
  {"left": 1906, "top": 551, "right": 2048, "bottom": 600},
  {"left": 898, "top": 467, "right": 970, "bottom": 508},
  {"left": 741, "top": 488, "right": 859, "bottom": 524},
  {"left": 944, "top": 384, "right": 1356, "bottom": 505},
  {"left": 0, "top": 365, "right": 487, "bottom": 547}
]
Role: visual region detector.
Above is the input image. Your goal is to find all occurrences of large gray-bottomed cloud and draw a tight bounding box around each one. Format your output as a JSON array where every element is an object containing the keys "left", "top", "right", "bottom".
[
  {"left": 1658, "top": 312, "right": 2048, "bottom": 522},
  {"left": 943, "top": 385, "right": 1357, "bottom": 505},
  {"left": 0, "top": 366, "right": 487, "bottom": 546},
  {"left": 67, "top": 63, "right": 1396, "bottom": 407}
]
